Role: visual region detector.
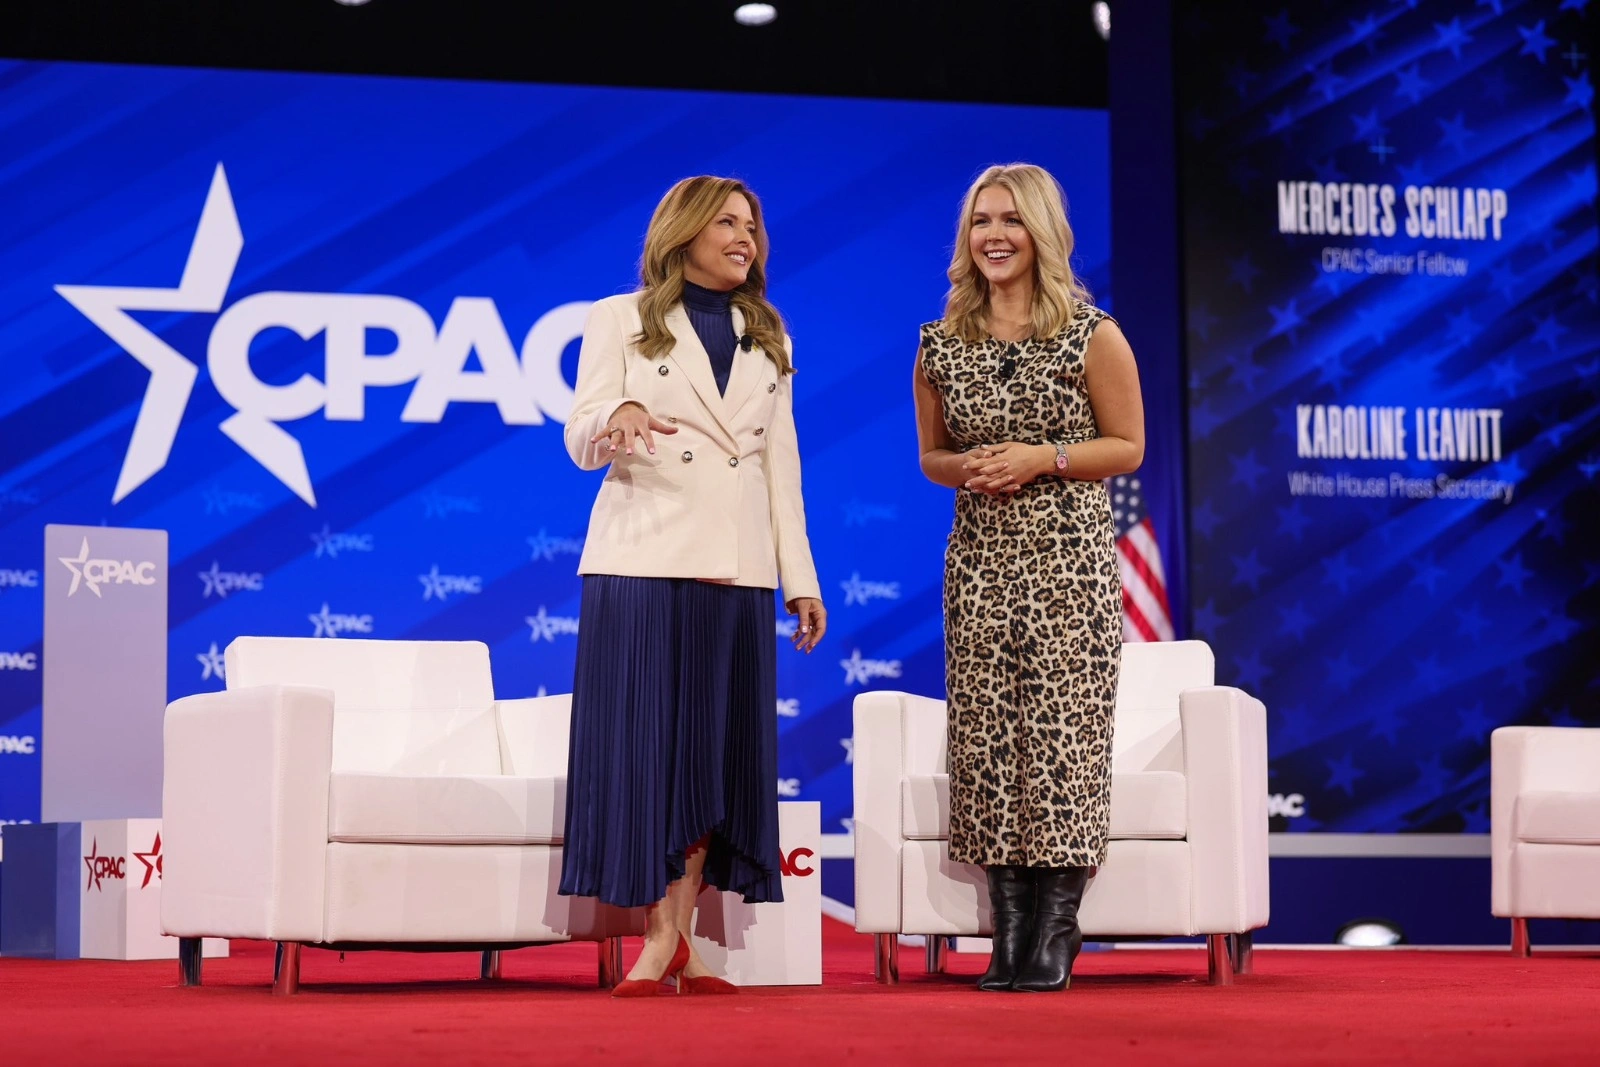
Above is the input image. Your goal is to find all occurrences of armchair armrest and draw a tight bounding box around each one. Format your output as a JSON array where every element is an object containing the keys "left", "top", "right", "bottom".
[
  {"left": 494, "top": 694, "right": 572, "bottom": 778},
  {"left": 852, "top": 691, "right": 907, "bottom": 934},
  {"left": 161, "top": 685, "right": 334, "bottom": 942},
  {"left": 1491, "top": 726, "right": 1600, "bottom": 915},
  {"left": 1180, "top": 685, "right": 1269, "bottom": 934}
]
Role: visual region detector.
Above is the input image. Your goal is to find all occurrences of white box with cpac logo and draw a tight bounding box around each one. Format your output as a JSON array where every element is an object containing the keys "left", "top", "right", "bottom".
[
  {"left": 691, "top": 800, "right": 821, "bottom": 986},
  {"left": 78, "top": 818, "right": 228, "bottom": 961}
]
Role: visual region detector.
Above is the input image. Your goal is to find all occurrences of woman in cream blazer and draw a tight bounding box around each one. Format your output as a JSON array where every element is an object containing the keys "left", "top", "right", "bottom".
[{"left": 558, "top": 175, "right": 826, "bottom": 997}]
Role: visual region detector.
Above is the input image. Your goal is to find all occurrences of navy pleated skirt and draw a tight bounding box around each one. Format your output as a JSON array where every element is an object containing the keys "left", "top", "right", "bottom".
[{"left": 558, "top": 575, "right": 783, "bottom": 909}]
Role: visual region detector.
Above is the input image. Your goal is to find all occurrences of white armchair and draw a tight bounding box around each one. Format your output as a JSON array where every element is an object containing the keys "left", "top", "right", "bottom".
[
  {"left": 1491, "top": 726, "right": 1600, "bottom": 954},
  {"left": 161, "top": 637, "right": 640, "bottom": 993},
  {"left": 853, "top": 639, "right": 1268, "bottom": 985}
]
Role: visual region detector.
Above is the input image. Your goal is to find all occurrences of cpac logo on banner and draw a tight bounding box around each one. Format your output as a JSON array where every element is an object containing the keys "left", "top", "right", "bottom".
[
  {"left": 199, "top": 561, "right": 263, "bottom": 598},
  {"left": 779, "top": 847, "right": 816, "bottom": 877},
  {"left": 83, "top": 839, "right": 126, "bottom": 891},
  {"left": 133, "top": 833, "right": 163, "bottom": 889},
  {"left": 840, "top": 649, "right": 902, "bottom": 686},
  {"left": 840, "top": 573, "right": 900, "bottom": 606},
  {"left": 527, "top": 607, "right": 580, "bottom": 642},
  {"left": 528, "top": 530, "right": 583, "bottom": 563},
  {"left": 0, "top": 735, "right": 38, "bottom": 754},
  {"left": 198, "top": 643, "right": 227, "bottom": 681},
  {"left": 56, "top": 164, "right": 590, "bottom": 507},
  {"left": 58, "top": 537, "right": 158, "bottom": 597},
  {"left": 311, "top": 525, "right": 374, "bottom": 559},
  {"left": 420, "top": 566, "right": 482, "bottom": 601},
  {"left": 309, "top": 603, "right": 374, "bottom": 637},
  {"left": 1268, "top": 793, "right": 1308, "bottom": 819},
  {"left": 0, "top": 652, "right": 39, "bottom": 671},
  {"left": 0, "top": 568, "right": 40, "bottom": 590}
]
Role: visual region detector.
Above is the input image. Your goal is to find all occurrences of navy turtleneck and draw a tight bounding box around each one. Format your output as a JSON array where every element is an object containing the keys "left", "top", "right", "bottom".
[{"left": 682, "top": 281, "right": 739, "bottom": 395}]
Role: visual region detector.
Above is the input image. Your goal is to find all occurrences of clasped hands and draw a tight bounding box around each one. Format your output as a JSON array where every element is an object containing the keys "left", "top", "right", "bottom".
[{"left": 962, "top": 442, "right": 1055, "bottom": 495}]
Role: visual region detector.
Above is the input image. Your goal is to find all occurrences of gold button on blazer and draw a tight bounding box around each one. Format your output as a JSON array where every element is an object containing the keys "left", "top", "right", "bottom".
[{"left": 563, "top": 292, "right": 821, "bottom": 607}]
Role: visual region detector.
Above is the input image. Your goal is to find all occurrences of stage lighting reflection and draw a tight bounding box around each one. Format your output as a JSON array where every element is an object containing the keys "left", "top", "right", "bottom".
[
  {"left": 1092, "top": 2, "right": 1110, "bottom": 40},
  {"left": 735, "top": 4, "right": 777, "bottom": 27},
  {"left": 1335, "top": 919, "right": 1405, "bottom": 947}
]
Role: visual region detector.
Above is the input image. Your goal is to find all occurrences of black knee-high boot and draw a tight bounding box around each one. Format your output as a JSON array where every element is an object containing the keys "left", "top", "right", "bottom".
[
  {"left": 1012, "top": 866, "right": 1089, "bottom": 992},
  {"left": 977, "top": 865, "right": 1035, "bottom": 991}
]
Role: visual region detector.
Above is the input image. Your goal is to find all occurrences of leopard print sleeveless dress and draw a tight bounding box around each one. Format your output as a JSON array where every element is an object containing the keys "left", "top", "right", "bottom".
[{"left": 919, "top": 304, "right": 1122, "bottom": 868}]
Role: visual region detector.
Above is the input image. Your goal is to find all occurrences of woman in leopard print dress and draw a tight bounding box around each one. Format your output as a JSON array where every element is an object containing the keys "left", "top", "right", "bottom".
[{"left": 912, "top": 164, "right": 1145, "bottom": 993}]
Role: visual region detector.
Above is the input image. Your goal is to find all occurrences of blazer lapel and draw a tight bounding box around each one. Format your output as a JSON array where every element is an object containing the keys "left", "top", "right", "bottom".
[
  {"left": 722, "top": 304, "right": 766, "bottom": 418},
  {"left": 664, "top": 307, "right": 732, "bottom": 433}
]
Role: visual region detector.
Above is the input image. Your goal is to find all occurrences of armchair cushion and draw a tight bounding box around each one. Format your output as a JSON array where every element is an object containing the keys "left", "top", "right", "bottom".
[
  {"left": 329, "top": 772, "right": 565, "bottom": 845},
  {"left": 1514, "top": 791, "right": 1600, "bottom": 845},
  {"left": 899, "top": 771, "right": 1187, "bottom": 841}
]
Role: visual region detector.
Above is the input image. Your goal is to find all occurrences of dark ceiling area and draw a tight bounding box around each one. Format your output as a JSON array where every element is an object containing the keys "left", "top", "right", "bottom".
[{"left": 5, "top": 0, "right": 1112, "bottom": 109}]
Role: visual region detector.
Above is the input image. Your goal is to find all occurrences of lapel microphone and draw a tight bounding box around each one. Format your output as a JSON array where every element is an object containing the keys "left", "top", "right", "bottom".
[
  {"left": 998, "top": 342, "right": 1019, "bottom": 381},
  {"left": 738, "top": 333, "right": 754, "bottom": 352}
]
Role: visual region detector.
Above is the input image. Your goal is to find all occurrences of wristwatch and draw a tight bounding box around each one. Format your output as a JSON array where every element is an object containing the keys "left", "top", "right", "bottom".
[{"left": 1053, "top": 442, "right": 1070, "bottom": 475}]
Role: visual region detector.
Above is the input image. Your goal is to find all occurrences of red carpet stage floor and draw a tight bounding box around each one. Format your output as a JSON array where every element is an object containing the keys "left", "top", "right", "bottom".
[{"left": 1, "top": 918, "right": 1596, "bottom": 1066}]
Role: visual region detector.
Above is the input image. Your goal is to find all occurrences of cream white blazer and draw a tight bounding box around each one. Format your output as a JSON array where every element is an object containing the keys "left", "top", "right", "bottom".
[{"left": 564, "top": 291, "right": 821, "bottom": 607}]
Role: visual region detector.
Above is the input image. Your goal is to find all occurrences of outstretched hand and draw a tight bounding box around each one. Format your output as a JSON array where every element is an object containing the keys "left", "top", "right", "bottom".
[{"left": 592, "top": 402, "right": 677, "bottom": 456}]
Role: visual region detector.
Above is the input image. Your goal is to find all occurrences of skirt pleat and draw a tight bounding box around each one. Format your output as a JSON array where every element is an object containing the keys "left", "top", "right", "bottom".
[{"left": 558, "top": 575, "right": 782, "bottom": 909}]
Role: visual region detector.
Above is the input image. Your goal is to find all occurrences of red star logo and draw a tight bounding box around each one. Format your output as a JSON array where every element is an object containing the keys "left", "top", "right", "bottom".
[
  {"left": 83, "top": 837, "right": 105, "bottom": 891},
  {"left": 133, "top": 833, "right": 163, "bottom": 889}
]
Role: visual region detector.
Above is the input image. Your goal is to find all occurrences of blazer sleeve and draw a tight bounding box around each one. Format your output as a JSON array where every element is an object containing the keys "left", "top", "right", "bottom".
[
  {"left": 767, "top": 342, "right": 822, "bottom": 606},
  {"left": 564, "top": 298, "right": 645, "bottom": 471}
]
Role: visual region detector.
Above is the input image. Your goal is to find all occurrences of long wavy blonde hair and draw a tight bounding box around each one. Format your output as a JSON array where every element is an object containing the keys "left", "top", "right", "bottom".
[
  {"left": 942, "top": 164, "right": 1093, "bottom": 344},
  {"left": 635, "top": 176, "right": 792, "bottom": 374}
]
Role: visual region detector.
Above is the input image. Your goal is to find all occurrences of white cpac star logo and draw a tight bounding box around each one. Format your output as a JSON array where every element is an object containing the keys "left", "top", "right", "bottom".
[
  {"left": 309, "top": 603, "right": 374, "bottom": 638},
  {"left": 527, "top": 529, "right": 583, "bottom": 563},
  {"left": 54, "top": 164, "right": 587, "bottom": 508},
  {"left": 526, "top": 606, "right": 580, "bottom": 642},
  {"left": 57, "top": 538, "right": 159, "bottom": 597},
  {"left": 840, "top": 572, "right": 900, "bottom": 606},
  {"left": 55, "top": 165, "right": 243, "bottom": 506},
  {"left": 839, "top": 737, "right": 854, "bottom": 764},
  {"left": 57, "top": 538, "right": 96, "bottom": 597},
  {"left": 197, "top": 642, "right": 226, "bottom": 681},
  {"left": 840, "top": 648, "right": 902, "bottom": 686},
  {"left": 418, "top": 565, "right": 482, "bottom": 601},
  {"left": 198, "top": 561, "right": 264, "bottom": 599}
]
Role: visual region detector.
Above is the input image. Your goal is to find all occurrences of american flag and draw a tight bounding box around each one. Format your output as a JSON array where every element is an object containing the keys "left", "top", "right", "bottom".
[{"left": 1110, "top": 475, "right": 1174, "bottom": 642}]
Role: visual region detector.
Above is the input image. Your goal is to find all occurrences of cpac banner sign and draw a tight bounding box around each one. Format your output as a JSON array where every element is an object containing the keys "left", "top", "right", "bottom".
[
  {"left": 56, "top": 165, "right": 589, "bottom": 507},
  {"left": 42, "top": 525, "right": 168, "bottom": 824}
]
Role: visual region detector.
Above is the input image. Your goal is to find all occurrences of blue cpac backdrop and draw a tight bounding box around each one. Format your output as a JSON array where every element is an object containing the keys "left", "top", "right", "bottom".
[
  {"left": 1180, "top": 0, "right": 1600, "bottom": 833},
  {"left": 0, "top": 60, "right": 1111, "bottom": 830}
]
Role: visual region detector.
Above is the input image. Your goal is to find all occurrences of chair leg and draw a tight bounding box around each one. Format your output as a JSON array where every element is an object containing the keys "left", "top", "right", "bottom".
[
  {"left": 1511, "top": 917, "right": 1531, "bottom": 958},
  {"left": 273, "top": 942, "right": 302, "bottom": 996},
  {"left": 1230, "top": 931, "right": 1255, "bottom": 975},
  {"left": 597, "top": 936, "right": 624, "bottom": 989},
  {"left": 480, "top": 950, "right": 503, "bottom": 980},
  {"left": 1207, "top": 934, "right": 1234, "bottom": 986},
  {"left": 874, "top": 933, "right": 899, "bottom": 984},
  {"left": 178, "top": 937, "right": 203, "bottom": 987},
  {"left": 925, "top": 935, "right": 949, "bottom": 975}
]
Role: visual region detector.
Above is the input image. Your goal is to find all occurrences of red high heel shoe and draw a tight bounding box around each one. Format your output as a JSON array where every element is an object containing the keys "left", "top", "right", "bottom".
[
  {"left": 680, "top": 973, "right": 739, "bottom": 995},
  {"left": 611, "top": 934, "right": 691, "bottom": 998}
]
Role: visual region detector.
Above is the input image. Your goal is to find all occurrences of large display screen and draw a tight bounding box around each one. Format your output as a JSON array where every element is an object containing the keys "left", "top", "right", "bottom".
[
  {"left": 0, "top": 60, "right": 1110, "bottom": 834},
  {"left": 1179, "top": 0, "right": 1599, "bottom": 832}
]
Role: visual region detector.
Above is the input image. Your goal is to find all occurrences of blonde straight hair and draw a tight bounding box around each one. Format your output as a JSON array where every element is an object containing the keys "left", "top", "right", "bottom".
[
  {"left": 942, "top": 164, "right": 1093, "bottom": 344},
  {"left": 635, "top": 176, "right": 793, "bottom": 375}
]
